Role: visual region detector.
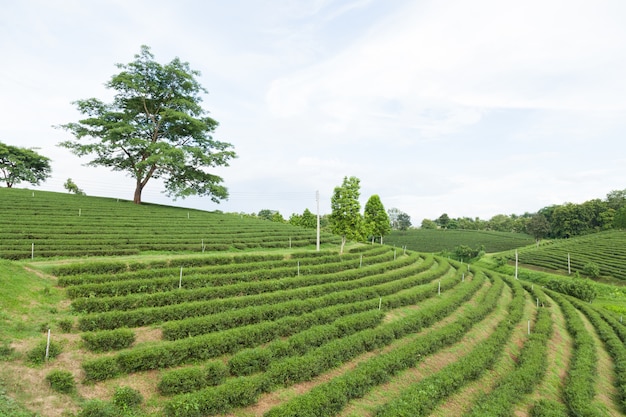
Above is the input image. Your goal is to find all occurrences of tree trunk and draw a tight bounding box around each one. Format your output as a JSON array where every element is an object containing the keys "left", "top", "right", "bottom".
[
  {"left": 340, "top": 235, "right": 346, "bottom": 255},
  {"left": 133, "top": 181, "right": 143, "bottom": 204}
]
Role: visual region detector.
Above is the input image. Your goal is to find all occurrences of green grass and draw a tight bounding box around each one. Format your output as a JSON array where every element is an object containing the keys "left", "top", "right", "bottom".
[{"left": 386, "top": 228, "right": 534, "bottom": 253}]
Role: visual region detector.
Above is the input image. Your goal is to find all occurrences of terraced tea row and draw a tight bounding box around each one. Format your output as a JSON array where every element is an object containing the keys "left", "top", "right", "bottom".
[
  {"left": 514, "top": 230, "right": 626, "bottom": 281},
  {"left": 0, "top": 188, "right": 341, "bottom": 258}
]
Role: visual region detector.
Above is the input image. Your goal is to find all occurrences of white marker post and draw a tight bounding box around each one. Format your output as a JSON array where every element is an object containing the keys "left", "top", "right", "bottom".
[
  {"left": 179, "top": 267, "right": 183, "bottom": 289},
  {"left": 528, "top": 320, "right": 531, "bottom": 335},
  {"left": 79, "top": 208, "right": 81, "bottom": 217},
  {"left": 438, "top": 280, "right": 441, "bottom": 295},
  {"left": 360, "top": 255, "right": 363, "bottom": 268},
  {"left": 31, "top": 243, "right": 34, "bottom": 260},
  {"left": 45, "top": 328, "right": 51, "bottom": 361},
  {"left": 297, "top": 261, "right": 300, "bottom": 276},
  {"left": 515, "top": 250, "right": 518, "bottom": 280},
  {"left": 568, "top": 253, "right": 571, "bottom": 275},
  {"left": 462, "top": 273, "right": 465, "bottom": 282},
  {"left": 378, "top": 297, "right": 382, "bottom": 310}
]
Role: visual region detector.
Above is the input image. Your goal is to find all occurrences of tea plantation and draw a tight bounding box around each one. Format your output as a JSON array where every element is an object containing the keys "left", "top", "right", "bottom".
[{"left": 1, "top": 188, "right": 626, "bottom": 416}]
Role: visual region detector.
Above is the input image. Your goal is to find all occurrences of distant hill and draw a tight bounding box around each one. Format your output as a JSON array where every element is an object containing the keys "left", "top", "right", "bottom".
[{"left": 386, "top": 228, "right": 535, "bottom": 253}]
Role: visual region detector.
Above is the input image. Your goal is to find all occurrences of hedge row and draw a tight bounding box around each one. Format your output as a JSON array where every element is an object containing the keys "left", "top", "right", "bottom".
[
  {"left": 265, "top": 271, "right": 508, "bottom": 417},
  {"left": 81, "top": 328, "right": 135, "bottom": 352},
  {"left": 66, "top": 249, "right": 403, "bottom": 299},
  {"left": 545, "top": 290, "right": 599, "bottom": 415},
  {"left": 71, "top": 252, "right": 422, "bottom": 313},
  {"left": 77, "top": 254, "right": 438, "bottom": 332},
  {"left": 160, "top": 258, "right": 442, "bottom": 340},
  {"left": 158, "top": 361, "right": 228, "bottom": 396},
  {"left": 227, "top": 309, "right": 384, "bottom": 377},
  {"left": 464, "top": 291, "right": 552, "bottom": 416},
  {"left": 568, "top": 298, "right": 626, "bottom": 413},
  {"left": 162, "top": 268, "right": 485, "bottom": 417},
  {"left": 60, "top": 246, "right": 388, "bottom": 286},
  {"left": 83, "top": 261, "right": 467, "bottom": 381}
]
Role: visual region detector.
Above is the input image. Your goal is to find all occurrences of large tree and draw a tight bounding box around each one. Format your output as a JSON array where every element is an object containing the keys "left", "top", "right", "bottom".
[
  {"left": 0, "top": 141, "right": 51, "bottom": 188},
  {"left": 330, "top": 176, "right": 363, "bottom": 254},
  {"left": 58, "top": 46, "right": 236, "bottom": 204},
  {"left": 364, "top": 194, "right": 391, "bottom": 244}
]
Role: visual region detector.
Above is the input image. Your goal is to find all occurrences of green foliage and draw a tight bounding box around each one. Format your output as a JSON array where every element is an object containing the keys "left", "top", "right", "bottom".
[
  {"left": 64, "top": 178, "right": 85, "bottom": 195},
  {"left": 77, "top": 400, "right": 117, "bottom": 417},
  {"left": 26, "top": 339, "right": 62, "bottom": 364},
  {"left": 453, "top": 244, "right": 484, "bottom": 261},
  {"left": 45, "top": 369, "right": 75, "bottom": 393},
  {"left": 582, "top": 262, "right": 600, "bottom": 278},
  {"left": 363, "top": 195, "right": 391, "bottom": 242},
  {"left": 57, "top": 45, "right": 236, "bottom": 204},
  {"left": 58, "top": 319, "right": 73, "bottom": 333},
  {"left": 387, "top": 228, "right": 533, "bottom": 253},
  {"left": 81, "top": 328, "right": 135, "bottom": 352},
  {"left": 112, "top": 386, "right": 143, "bottom": 409},
  {"left": 158, "top": 361, "right": 227, "bottom": 395},
  {"left": 545, "top": 277, "right": 597, "bottom": 303},
  {"left": 530, "top": 399, "right": 568, "bottom": 416},
  {"left": 0, "top": 141, "right": 52, "bottom": 188},
  {"left": 330, "top": 176, "right": 363, "bottom": 253}
]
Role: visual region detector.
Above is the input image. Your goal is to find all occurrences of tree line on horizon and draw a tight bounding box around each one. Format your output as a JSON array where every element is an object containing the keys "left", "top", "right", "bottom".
[{"left": 420, "top": 188, "right": 626, "bottom": 240}]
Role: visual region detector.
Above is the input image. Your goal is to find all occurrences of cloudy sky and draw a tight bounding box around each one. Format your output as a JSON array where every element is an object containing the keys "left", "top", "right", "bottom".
[{"left": 2, "top": 0, "right": 626, "bottom": 224}]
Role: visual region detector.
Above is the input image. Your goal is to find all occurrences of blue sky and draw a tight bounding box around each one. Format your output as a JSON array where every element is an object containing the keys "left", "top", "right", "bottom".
[{"left": 2, "top": 0, "right": 626, "bottom": 224}]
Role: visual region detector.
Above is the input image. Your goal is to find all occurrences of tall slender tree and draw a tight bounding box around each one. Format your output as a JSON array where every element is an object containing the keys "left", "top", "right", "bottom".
[
  {"left": 364, "top": 194, "right": 391, "bottom": 244},
  {"left": 58, "top": 46, "right": 236, "bottom": 204},
  {"left": 330, "top": 176, "right": 362, "bottom": 254}
]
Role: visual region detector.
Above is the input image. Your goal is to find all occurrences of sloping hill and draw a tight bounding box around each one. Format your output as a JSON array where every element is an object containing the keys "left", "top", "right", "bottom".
[
  {"left": 0, "top": 188, "right": 340, "bottom": 259},
  {"left": 386, "top": 228, "right": 534, "bottom": 253},
  {"left": 2, "top": 189, "right": 626, "bottom": 416},
  {"left": 510, "top": 230, "right": 626, "bottom": 281}
]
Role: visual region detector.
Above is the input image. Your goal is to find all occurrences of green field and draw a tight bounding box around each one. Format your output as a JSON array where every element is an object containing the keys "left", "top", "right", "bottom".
[
  {"left": 2, "top": 189, "right": 626, "bottom": 416},
  {"left": 386, "top": 228, "right": 535, "bottom": 253},
  {"left": 510, "top": 230, "right": 626, "bottom": 282}
]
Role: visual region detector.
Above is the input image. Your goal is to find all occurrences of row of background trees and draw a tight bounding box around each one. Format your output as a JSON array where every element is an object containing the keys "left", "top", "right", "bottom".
[{"left": 420, "top": 188, "right": 626, "bottom": 240}]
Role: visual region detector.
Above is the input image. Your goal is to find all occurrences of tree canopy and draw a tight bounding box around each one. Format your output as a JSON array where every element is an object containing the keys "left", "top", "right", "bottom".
[
  {"left": 0, "top": 141, "right": 51, "bottom": 188},
  {"left": 57, "top": 45, "right": 236, "bottom": 204},
  {"left": 330, "top": 176, "right": 363, "bottom": 254},
  {"left": 364, "top": 194, "right": 391, "bottom": 243}
]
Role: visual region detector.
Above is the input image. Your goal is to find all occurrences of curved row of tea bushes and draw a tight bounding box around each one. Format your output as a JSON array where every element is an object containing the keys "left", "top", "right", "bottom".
[
  {"left": 464, "top": 290, "right": 552, "bottom": 416},
  {"left": 71, "top": 252, "right": 424, "bottom": 313},
  {"left": 545, "top": 289, "right": 599, "bottom": 415},
  {"left": 65, "top": 249, "right": 398, "bottom": 299},
  {"left": 159, "top": 309, "right": 385, "bottom": 394},
  {"left": 80, "top": 328, "right": 136, "bottom": 352},
  {"left": 568, "top": 298, "right": 626, "bottom": 413},
  {"left": 164, "top": 269, "right": 487, "bottom": 417},
  {"left": 159, "top": 257, "right": 445, "bottom": 340},
  {"left": 76, "top": 255, "right": 442, "bottom": 332},
  {"left": 82, "top": 261, "right": 466, "bottom": 381},
  {"left": 266, "top": 272, "right": 508, "bottom": 417}
]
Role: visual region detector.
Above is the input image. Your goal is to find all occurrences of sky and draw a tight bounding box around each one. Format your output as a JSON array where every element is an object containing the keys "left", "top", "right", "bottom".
[{"left": 2, "top": 0, "right": 626, "bottom": 224}]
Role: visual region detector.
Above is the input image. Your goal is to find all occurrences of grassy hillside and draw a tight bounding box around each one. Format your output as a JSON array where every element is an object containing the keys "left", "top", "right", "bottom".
[
  {"left": 2, "top": 189, "right": 626, "bottom": 416},
  {"left": 386, "top": 228, "right": 535, "bottom": 253},
  {"left": 509, "top": 230, "right": 626, "bottom": 282},
  {"left": 0, "top": 188, "right": 340, "bottom": 259}
]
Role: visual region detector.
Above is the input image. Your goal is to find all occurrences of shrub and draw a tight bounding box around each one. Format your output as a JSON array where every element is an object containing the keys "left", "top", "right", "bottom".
[
  {"left": 46, "top": 370, "right": 75, "bottom": 393},
  {"left": 0, "top": 343, "right": 14, "bottom": 360},
  {"left": 112, "top": 386, "right": 143, "bottom": 409},
  {"left": 81, "top": 328, "right": 135, "bottom": 352},
  {"left": 58, "top": 319, "right": 73, "bottom": 333},
  {"left": 27, "top": 339, "right": 62, "bottom": 364},
  {"left": 583, "top": 262, "right": 600, "bottom": 278},
  {"left": 77, "top": 400, "right": 116, "bottom": 417}
]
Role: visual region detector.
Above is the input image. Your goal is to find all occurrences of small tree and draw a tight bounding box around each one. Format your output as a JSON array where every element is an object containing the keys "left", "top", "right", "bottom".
[
  {"left": 58, "top": 45, "right": 236, "bottom": 204},
  {"left": 64, "top": 178, "right": 85, "bottom": 195},
  {"left": 330, "top": 176, "right": 363, "bottom": 254},
  {"left": 0, "top": 141, "right": 51, "bottom": 188},
  {"left": 364, "top": 194, "right": 391, "bottom": 244},
  {"left": 526, "top": 213, "right": 551, "bottom": 242},
  {"left": 388, "top": 208, "right": 411, "bottom": 230}
]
